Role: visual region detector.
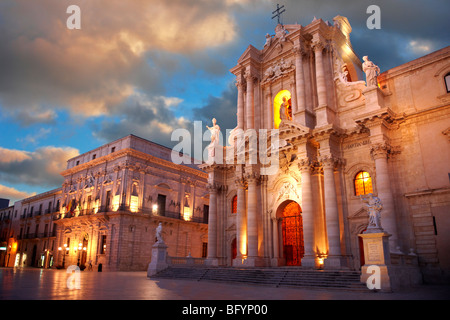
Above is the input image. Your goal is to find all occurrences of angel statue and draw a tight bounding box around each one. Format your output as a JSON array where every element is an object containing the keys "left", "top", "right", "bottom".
[{"left": 360, "top": 193, "right": 383, "bottom": 232}]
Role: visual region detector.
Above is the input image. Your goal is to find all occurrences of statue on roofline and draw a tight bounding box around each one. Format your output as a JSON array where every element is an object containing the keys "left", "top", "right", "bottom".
[{"left": 362, "top": 56, "right": 380, "bottom": 87}]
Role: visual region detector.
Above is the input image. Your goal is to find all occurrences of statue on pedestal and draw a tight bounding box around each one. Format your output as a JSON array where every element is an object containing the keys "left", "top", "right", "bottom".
[
  {"left": 279, "top": 96, "right": 292, "bottom": 122},
  {"left": 362, "top": 56, "right": 380, "bottom": 87},
  {"left": 360, "top": 193, "right": 383, "bottom": 232},
  {"left": 206, "top": 118, "right": 220, "bottom": 161},
  {"left": 156, "top": 222, "right": 164, "bottom": 243}
]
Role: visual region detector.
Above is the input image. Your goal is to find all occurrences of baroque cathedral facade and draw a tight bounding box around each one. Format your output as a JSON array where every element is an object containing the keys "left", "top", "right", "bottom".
[{"left": 201, "top": 16, "right": 450, "bottom": 283}]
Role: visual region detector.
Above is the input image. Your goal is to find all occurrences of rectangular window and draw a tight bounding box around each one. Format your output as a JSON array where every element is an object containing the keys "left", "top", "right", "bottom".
[
  {"left": 92, "top": 154, "right": 96, "bottom": 160},
  {"left": 100, "top": 235, "right": 107, "bottom": 254},
  {"left": 157, "top": 194, "right": 166, "bottom": 216},
  {"left": 105, "top": 190, "right": 112, "bottom": 209},
  {"left": 203, "top": 205, "right": 209, "bottom": 224},
  {"left": 111, "top": 147, "right": 116, "bottom": 153}
]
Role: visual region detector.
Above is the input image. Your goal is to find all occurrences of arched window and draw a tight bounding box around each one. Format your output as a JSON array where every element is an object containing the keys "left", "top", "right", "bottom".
[
  {"left": 445, "top": 72, "right": 450, "bottom": 93},
  {"left": 354, "top": 171, "right": 373, "bottom": 196},
  {"left": 231, "top": 195, "right": 237, "bottom": 214}
]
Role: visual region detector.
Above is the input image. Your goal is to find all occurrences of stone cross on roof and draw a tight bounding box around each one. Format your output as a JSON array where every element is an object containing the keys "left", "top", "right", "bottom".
[{"left": 272, "top": 4, "right": 286, "bottom": 25}]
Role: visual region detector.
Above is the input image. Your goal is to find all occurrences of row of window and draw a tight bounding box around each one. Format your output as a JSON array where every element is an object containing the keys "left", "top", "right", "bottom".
[
  {"left": 230, "top": 171, "right": 374, "bottom": 214},
  {"left": 21, "top": 200, "right": 60, "bottom": 218}
]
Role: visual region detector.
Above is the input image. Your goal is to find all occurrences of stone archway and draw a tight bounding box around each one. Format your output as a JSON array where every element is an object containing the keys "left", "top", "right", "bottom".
[{"left": 276, "top": 200, "right": 304, "bottom": 266}]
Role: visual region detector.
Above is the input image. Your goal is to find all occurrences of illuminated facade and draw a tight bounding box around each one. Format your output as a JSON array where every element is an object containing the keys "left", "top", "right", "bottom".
[
  {"left": 1, "top": 135, "right": 210, "bottom": 271},
  {"left": 203, "top": 16, "right": 450, "bottom": 284}
]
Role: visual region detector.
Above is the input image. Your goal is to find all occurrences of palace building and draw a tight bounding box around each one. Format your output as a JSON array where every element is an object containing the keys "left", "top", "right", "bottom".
[
  {"left": 0, "top": 135, "right": 210, "bottom": 271},
  {"left": 201, "top": 16, "right": 450, "bottom": 284}
]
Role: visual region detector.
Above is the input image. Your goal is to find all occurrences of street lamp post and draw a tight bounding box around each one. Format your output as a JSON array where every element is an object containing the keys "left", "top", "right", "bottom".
[{"left": 58, "top": 243, "right": 69, "bottom": 268}]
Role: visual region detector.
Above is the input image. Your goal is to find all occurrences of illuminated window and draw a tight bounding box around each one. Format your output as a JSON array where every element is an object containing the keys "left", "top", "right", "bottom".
[
  {"left": 231, "top": 195, "right": 237, "bottom": 214},
  {"left": 354, "top": 171, "right": 373, "bottom": 196},
  {"left": 445, "top": 73, "right": 450, "bottom": 93}
]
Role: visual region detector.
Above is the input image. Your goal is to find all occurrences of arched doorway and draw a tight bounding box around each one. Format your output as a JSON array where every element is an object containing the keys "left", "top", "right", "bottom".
[{"left": 278, "top": 201, "right": 304, "bottom": 266}]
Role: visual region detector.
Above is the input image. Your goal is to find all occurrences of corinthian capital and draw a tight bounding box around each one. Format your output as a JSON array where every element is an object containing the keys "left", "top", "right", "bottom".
[
  {"left": 298, "top": 157, "right": 312, "bottom": 172},
  {"left": 206, "top": 183, "right": 220, "bottom": 193},
  {"left": 235, "top": 177, "right": 247, "bottom": 189},
  {"left": 311, "top": 39, "right": 325, "bottom": 52},
  {"left": 370, "top": 142, "right": 391, "bottom": 160},
  {"left": 319, "top": 154, "right": 339, "bottom": 169},
  {"left": 235, "top": 76, "right": 245, "bottom": 90},
  {"left": 244, "top": 70, "right": 259, "bottom": 83},
  {"left": 244, "top": 172, "right": 260, "bottom": 184}
]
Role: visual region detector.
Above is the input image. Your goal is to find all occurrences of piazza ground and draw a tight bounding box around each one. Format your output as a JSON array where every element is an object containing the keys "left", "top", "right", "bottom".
[{"left": 0, "top": 267, "right": 449, "bottom": 300}]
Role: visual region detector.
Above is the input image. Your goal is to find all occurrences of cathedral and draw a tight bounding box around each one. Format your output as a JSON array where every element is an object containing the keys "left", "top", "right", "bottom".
[{"left": 201, "top": 16, "right": 450, "bottom": 284}]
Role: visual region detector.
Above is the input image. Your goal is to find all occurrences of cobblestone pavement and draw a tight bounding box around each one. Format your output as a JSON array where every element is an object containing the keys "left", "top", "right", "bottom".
[{"left": 1, "top": 267, "right": 449, "bottom": 300}]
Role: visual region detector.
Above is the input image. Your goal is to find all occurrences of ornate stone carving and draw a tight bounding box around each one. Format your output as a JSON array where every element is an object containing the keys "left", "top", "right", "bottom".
[
  {"left": 244, "top": 172, "right": 260, "bottom": 184},
  {"left": 311, "top": 40, "right": 325, "bottom": 52},
  {"left": 235, "top": 177, "right": 247, "bottom": 189},
  {"left": 264, "top": 33, "right": 273, "bottom": 48},
  {"left": 262, "top": 58, "right": 294, "bottom": 83},
  {"left": 276, "top": 182, "right": 300, "bottom": 202},
  {"left": 206, "top": 183, "right": 220, "bottom": 193},
  {"left": 319, "top": 155, "right": 339, "bottom": 169},
  {"left": 370, "top": 142, "right": 391, "bottom": 160}
]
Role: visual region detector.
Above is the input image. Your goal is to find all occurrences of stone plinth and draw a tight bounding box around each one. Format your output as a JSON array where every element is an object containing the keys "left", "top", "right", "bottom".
[
  {"left": 362, "top": 85, "right": 385, "bottom": 112},
  {"left": 147, "top": 242, "right": 169, "bottom": 277},
  {"left": 359, "top": 232, "right": 392, "bottom": 292}
]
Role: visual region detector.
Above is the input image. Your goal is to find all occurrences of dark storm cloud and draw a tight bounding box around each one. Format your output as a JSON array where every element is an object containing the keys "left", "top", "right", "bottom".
[{"left": 192, "top": 82, "right": 238, "bottom": 133}]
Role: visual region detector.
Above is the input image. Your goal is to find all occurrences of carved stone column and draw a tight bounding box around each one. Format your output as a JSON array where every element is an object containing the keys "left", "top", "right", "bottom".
[
  {"left": 371, "top": 142, "right": 400, "bottom": 252},
  {"left": 206, "top": 183, "right": 219, "bottom": 265},
  {"left": 320, "top": 155, "right": 343, "bottom": 268},
  {"left": 271, "top": 217, "right": 281, "bottom": 265},
  {"left": 234, "top": 177, "right": 247, "bottom": 262},
  {"left": 265, "top": 90, "right": 273, "bottom": 129},
  {"left": 294, "top": 46, "right": 307, "bottom": 115},
  {"left": 312, "top": 40, "right": 327, "bottom": 108},
  {"left": 298, "top": 158, "right": 316, "bottom": 267},
  {"left": 246, "top": 172, "right": 259, "bottom": 259},
  {"left": 245, "top": 70, "right": 255, "bottom": 130},
  {"left": 236, "top": 77, "right": 245, "bottom": 130}
]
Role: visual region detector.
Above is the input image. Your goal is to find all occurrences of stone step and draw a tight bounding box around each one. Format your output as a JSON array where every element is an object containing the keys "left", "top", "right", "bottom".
[{"left": 153, "top": 266, "right": 369, "bottom": 292}]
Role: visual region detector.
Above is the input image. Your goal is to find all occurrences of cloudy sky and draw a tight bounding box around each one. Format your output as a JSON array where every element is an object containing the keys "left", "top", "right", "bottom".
[{"left": 0, "top": 0, "right": 449, "bottom": 203}]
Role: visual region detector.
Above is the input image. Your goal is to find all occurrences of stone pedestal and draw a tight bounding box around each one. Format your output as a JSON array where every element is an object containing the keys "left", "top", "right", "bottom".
[
  {"left": 242, "top": 257, "right": 268, "bottom": 267},
  {"left": 359, "top": 232, "right": 392, "bottom": 292},
  {"left": 147, "top": 242, "right": 169, "bottom": 278},
  {"left": 362, "top": 85, "right": 385, "bottom": 112},
  {"left": 205, "top": 258, "right": 219, "bottom": 266}
]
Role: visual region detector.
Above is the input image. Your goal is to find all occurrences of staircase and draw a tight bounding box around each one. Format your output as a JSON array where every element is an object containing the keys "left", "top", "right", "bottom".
[{"left": 153, "top": 266, "right": 369, "bottom": 291}]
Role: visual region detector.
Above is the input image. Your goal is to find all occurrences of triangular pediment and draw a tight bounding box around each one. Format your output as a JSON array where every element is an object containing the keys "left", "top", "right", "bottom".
[
  {"left": 262, "top": 38, "right": 294, "bottom": 63},
  {"left": 237, "top": 44, "right": 262, "bottom": 64}
]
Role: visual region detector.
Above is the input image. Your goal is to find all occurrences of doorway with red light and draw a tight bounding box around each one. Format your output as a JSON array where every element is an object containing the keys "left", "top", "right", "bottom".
[{"left": 278, "top": 200, "right": 304, "bottom": 266}]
